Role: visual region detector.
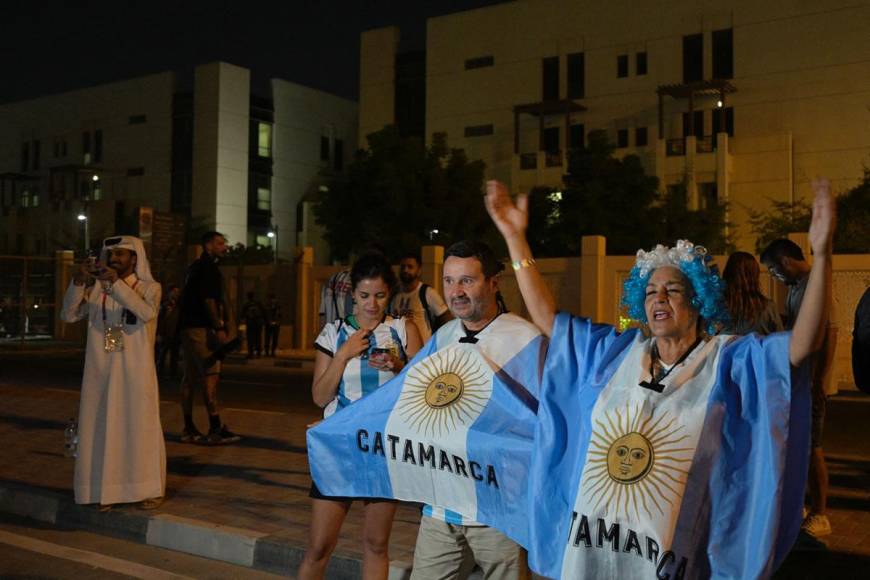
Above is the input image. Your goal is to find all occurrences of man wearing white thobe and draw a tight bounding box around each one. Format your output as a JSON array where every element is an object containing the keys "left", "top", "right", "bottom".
[{"left": 61, "top": 235, "right": 166, "bottom": 509}]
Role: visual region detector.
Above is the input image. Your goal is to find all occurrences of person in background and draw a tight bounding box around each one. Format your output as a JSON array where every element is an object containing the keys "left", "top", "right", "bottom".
[
  {"left": 242, "top": 291, "right": 266, "bottom": 359},
  {"left": 319, "top": 269, "right": 353, "bottom": 330},
  {"left": 299, "top": 252, "right": 422, "bottom": 580},
  {"left": 265, "top": 293, "right": 281, "bottom": 357},
  {"left": 761, "top": 237, "right": 838, "bottom": 538},
  {"left": 179, "top": 231, "right": 241, "bottom": 445},
  {"left": 389, "top": 252, "right": 452, "bottom": 344},
  {"left": 722, "top": 251, "right": 783, "bottom": 336},
  {"left": 853, "top": 287, "right": 870, "bottom": 393},
  {"left": 156, "top": 284, "right": 181, "bottom": 377}
]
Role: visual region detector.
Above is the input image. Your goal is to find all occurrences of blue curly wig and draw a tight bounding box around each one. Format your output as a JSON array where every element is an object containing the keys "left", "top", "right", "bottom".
[{"left": 621, "top": 240, "right": 729, "bottom": 335}]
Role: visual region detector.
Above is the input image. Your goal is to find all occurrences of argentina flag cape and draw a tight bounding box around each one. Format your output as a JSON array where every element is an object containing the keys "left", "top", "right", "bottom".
[
  {"left": 530, "top": 313, "right": 810, "bottom": 580},
  {"left": 307, "top": 313, "right": 545, "bottom": 545}
]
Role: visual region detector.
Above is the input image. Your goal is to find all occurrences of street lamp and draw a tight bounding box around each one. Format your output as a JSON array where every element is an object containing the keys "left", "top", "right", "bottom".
[
  {"left": 267, "top": 225, "right": 278, "bottom": 264},
  {"left": 77, "top": 210, "right": 89, "bottom": 254}
]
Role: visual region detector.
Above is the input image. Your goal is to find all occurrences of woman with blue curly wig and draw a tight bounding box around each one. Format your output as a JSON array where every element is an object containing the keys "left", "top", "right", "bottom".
[{"left": 482, "top": 179, "right": 836, "bottom": 580}]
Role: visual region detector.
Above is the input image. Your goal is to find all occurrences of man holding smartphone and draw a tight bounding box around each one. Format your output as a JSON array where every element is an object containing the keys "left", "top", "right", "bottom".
[{"left": 178, "top": 231, "right": 240, "bottom": 445}]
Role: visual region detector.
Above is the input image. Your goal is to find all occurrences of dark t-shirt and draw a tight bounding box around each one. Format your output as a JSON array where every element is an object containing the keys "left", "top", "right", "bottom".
[{"left": 180, "top": 253, "right": 224, "bottom": 329}]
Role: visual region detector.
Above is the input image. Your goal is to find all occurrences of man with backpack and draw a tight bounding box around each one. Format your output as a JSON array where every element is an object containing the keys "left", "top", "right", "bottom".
[{"left": 390, "top": 252, "right": 452, "bottom": 343}]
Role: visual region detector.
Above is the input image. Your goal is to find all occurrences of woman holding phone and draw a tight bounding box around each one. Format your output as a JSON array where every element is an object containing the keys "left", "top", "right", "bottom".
[{"left": 299, "top": 251, "right": 422, "bottom": 580}]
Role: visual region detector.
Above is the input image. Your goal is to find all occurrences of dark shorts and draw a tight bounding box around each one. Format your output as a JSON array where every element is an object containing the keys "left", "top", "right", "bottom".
[
  {"left": 811, "top": 383, "right": 827, "bottom": 448},
  {"left": 181, "top": 327, "right": 221, "bottom": 378},
  {"left": 308, "top": 481, "right": 395, "bottom": 504}
]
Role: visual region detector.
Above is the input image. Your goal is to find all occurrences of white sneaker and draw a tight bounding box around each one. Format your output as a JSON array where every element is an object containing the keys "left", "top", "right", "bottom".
[{"left": 802, "top": 513, "right": 832, "bottom": 538}]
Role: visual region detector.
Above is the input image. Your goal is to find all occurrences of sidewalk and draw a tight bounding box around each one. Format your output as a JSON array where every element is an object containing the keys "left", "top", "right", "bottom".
[
  {"left": 0, "top": 383, "right": 419, "bottom": 579},
  {"left": 1, "top": 381, "right": 868, "bottom": 578}
]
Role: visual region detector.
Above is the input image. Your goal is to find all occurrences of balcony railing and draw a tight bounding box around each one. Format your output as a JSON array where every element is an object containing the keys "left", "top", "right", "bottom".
[
  {"left": 666, "top": 138, "right": 685, "bottom": 157},
  {"left": 519, "top": 153, "right": 537, "bottom": 170},
  {"left": 544, "top": 151, "right": 563, "bottom": 167},
  {"left": 696, "top": 136, "right": 715, "bottom": 153}
]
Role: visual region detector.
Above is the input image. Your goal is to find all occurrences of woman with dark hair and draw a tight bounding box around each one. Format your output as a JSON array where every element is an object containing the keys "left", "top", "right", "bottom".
[
  {"left": 299, "top": 252, "right": 422, "bottom": 580},
  {"left": 722, "top": 251, "right": 783, "bottom": 335}
]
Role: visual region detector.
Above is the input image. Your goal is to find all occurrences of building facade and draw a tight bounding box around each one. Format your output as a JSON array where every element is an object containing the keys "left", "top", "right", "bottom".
[
  {"left": 0, "top": 62, "right": 356, "bottom": 263},
  {"left": 359, "top": 0, "right": 870, "bottom": 250}
]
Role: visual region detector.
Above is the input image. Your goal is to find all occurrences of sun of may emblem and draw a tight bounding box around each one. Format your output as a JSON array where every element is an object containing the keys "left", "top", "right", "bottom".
[
  {"left": 398, "top": 348, "right": 490, "bottom": 436},
  {"left": 582, "top": 403, "right": 694, "bottom": 522}
]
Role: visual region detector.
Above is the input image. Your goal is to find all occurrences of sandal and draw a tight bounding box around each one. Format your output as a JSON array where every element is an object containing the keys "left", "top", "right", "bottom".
[{"left": 138, "top": 497, "right": 164, "bottom": 510}]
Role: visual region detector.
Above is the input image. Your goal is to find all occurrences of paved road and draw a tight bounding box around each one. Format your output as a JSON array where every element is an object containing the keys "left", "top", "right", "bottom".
[
  {"left": 0, "top": 513, "right": 284, "bottom": 579},
  {"left": 0, "top": 350, "right": 317, "bottom": 415}
]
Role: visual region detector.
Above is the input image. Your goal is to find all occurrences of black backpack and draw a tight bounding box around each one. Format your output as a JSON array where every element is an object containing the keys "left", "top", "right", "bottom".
[{"left": 418, "top": 283, "right": 436, "bottom": 332}]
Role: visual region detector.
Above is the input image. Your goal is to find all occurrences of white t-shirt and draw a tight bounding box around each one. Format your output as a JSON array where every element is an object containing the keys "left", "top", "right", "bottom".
[{"left": 389, "top": 281, "right": 449, "bottom": 343}]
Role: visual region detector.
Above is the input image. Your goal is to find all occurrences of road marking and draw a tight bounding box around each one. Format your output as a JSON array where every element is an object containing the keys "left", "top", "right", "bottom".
[{"left": 0, "top": 529, "right": 194, "bottom": 580}]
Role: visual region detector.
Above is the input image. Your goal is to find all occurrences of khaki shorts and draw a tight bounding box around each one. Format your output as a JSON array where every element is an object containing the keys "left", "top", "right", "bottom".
[
  {"left": 181, "top": 327, "right": 221, "bottom": 379},
  {"left": 411, "top": 515, "right": 523, "bottom": 580}
]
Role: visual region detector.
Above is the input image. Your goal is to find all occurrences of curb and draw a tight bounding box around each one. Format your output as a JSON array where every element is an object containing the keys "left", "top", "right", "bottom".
[{"left": 0, "top": 481, "right": 412, "bottom": 579}]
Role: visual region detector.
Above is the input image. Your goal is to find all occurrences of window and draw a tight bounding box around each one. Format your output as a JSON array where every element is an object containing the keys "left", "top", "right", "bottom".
[
  {"left": 542, "top": 56, "right": 559, "bottom": 101},
  {"left": 21, "top": 142, "right": 29, "bottom": 172},
  {"left": 712, "top": 106, "right": 735, "bottom": 137},
  {"left": 256, "top": 186, "right": 271, "bottom": 211},
  {"left": 82, "top": 131, "right": 91, "bottom": 165},
  {"left": 320, "top": 136, "right": 330, "bottom": 161},
  {"left": 617, "top": 54, "right": 629, "bottom": 78},
  {"left": 465, "top": 56, "right": 494, "bottom": 70},
  {"left": 127, "top": 167, "right": 145, "bottom": 177},
  {"left": 128, "top": 114, "right": 147, "bottom": 124},
  {"left": 635, "top": 126, "right": 648, "bottom": 147},
  {"left": 21, "top": 188, "right": 39, "bottom": 208},
  {"left": 636, "top": 52, "right": 648, "bottom": 76},
  {"left": 567, "top": 53, "right": 585, "bottom": 99},
  {"left": 683, "top": 33, "right": 703, "bottom": 83},
  {"left": 258, "top": 123, "right": 272, "bottom": 158},
  {"left": 617, "top": 129, "right": 629, "bottom": 148},
  {"left": 712, "top": 28, "right": 733, "bottom": 79},
  {"left": 464, "top": 124, "right": 494, "bottom": 137},
  {"left": 32, "top": 140, "right": 40, "bottom": 170},
  {"left": 682, "top": 110, "right": 705, "bottom": 139},
  {"left": 94, "top": 130, "right": 102, "bottom": 163},
  {"left": 542, "top": 127, "right": 560, "bottom": 153},
  {"left": 569, "top": 124, "right": 585, "bottom": 149},
  {"left": 334, "top": 138, "right": 344, "bottom": 171},
  {"left": 699, "top": 183, "right": 718, "bottom": 209}
]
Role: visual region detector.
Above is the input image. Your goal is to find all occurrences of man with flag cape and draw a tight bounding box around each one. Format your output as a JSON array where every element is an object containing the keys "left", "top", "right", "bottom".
[{"left": 308, "top": 179, "right": 835, "bottom": 579}]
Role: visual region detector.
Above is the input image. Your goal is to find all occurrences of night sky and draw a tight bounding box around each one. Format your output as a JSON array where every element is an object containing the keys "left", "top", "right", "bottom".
[{"left": 1, "top": 0, "right": 513, "bottom": 104}]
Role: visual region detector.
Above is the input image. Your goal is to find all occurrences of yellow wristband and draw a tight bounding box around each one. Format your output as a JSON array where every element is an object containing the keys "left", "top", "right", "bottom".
[{"left": 511, "top": 257, "right": 537, "bottom": 271}]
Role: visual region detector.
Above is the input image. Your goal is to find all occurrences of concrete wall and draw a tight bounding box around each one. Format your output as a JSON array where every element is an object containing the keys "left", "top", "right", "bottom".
[
  {"left": 358, "top": 27, "right": 400, "bottom": 148},
  {"left": 192, "top": 62, "right": 250, "bottom": 247},
  {"left": 271, "top": 80, "right": 357, "bottom": 264}
]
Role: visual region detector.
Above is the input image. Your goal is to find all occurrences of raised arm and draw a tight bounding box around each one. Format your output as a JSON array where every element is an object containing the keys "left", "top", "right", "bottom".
[
  {"left": 789, "top": 178, "right": 836, "bottom": 367},
  {"left": 484, "top": 180, "right": 556, "bottom": 337}
]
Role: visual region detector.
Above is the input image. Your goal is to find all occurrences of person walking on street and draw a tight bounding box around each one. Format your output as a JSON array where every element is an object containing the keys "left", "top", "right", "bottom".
[
  {"left": 762, "top": 237, "right": 838, "bottom": 538},
  {"left": 265, "top": 293, "right": 281, "bottom": 357},
  {"left": 179, "top": 231, "right": 241, "bottom": 445},
  {"left": 242, "top": 292, "right": 265, "bottom": 358},
  {"left": 389, "top": 252, "right": 452, "bottom": 344},
  {"left": 60, "top": 235, "right": 166, "bottom": 511}
]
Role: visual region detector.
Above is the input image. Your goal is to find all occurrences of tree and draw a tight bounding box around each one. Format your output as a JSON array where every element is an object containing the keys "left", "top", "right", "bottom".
[
  {"left": 529, "top": 130, "right": 731, "bottom": 256},
  {"left": 747, "top": 168, "right": 870, "bottom": 253},
  {"left": 314, "top": 127, "right": 488, "bottom": 262}
]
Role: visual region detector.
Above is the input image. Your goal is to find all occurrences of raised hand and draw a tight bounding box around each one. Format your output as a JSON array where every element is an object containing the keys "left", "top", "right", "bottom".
[
  {"left": 808, "top": 178, "right": 836, "bottom": 257},
  {"left": 484, "top": 180, "right": 528, "bottom": 241}
]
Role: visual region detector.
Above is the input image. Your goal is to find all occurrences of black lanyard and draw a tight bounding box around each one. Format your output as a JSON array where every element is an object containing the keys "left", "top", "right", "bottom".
[{"left": 639, "top": 336, "right": 703, "bottom": 393}]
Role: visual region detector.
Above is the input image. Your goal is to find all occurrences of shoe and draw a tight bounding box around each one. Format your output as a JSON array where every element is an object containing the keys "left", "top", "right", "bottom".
[
  {"left": 138, "top": 496, "right": 164, "bottom": 510},
  {"left": 802, "top": 513, "right": 832, "bottom": 538},
  {"left": 180, "top": 427, "right": 204, "bottom": 443},
  {"left": 205, "top": 425, "right": 242, "bottom": 445},
  {"left": 97, "top": 504, "right": 113, "bottom": 513}
]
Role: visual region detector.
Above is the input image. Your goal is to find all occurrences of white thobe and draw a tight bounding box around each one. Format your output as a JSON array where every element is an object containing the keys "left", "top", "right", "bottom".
[{"left": 61, "top": 274, "right": 166, "bottom": 504}]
